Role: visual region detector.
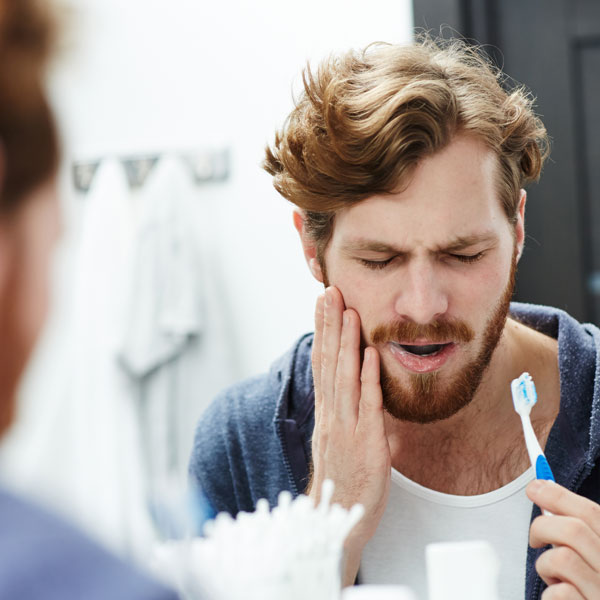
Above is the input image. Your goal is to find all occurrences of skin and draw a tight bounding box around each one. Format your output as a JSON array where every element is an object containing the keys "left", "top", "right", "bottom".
[
  {"left": 0, "top": 176, "right": 60, "bottom": 434},
  {"left": 527, "top": 480, "right": 600, "bottom": 599},
  {"left": 295, "top": 134, "right": 600, "bottom": 596}
]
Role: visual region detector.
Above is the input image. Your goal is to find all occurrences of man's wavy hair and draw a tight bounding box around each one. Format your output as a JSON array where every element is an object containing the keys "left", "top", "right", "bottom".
[
  {"left": 0, "top": 0, "right": 59, "bottom": 213},
  {"left": 263, "top": 36, "right": 549, "bottom": 264}
]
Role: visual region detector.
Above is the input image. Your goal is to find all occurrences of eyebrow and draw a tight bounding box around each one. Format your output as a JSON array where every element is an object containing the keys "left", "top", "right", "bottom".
[
  {"left": 341, "top": 240, "right": 403, "bottom": 253},
  {"left": 442, "top": 232, "right": 499, "bottom": 252},
  {"left": 340, "top": 231, "right": 500, "bottom": 254}
]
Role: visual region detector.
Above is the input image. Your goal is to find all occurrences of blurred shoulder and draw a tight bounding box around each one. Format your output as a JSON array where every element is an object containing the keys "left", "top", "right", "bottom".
[{"left": 0, "top": 487, "right": 178, "bottom": 600}]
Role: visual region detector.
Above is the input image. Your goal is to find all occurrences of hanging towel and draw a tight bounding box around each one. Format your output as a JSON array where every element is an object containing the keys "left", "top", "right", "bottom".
[
  {"left": 65, "top": 158, "right": 155, "bottom": 559},
  {"left": 119, "top": 156, "right": 204, "bottom": 378},
  {"left": 117, "top": 156, "right": 207, "bottom": 527}
]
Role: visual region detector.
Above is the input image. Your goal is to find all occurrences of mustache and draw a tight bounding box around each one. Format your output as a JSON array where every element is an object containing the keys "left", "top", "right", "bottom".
[{"left": 370, "top": 318, "right": 475, "bottom": 345}]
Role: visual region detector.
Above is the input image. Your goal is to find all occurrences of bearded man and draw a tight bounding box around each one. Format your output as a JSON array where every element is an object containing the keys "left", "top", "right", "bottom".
[{"left": 190, "top": 38, "right": 600, "bottom": 600}]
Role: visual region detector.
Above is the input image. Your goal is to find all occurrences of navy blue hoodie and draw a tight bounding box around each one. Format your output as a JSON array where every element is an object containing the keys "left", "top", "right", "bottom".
[{"left": 190, "top": 302, "right": 600, "bottom": 600}]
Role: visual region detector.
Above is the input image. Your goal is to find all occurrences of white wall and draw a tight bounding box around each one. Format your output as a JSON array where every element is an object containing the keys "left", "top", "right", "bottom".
[{"left": 49, "top": 0, "right": 414, "bottom": 378}]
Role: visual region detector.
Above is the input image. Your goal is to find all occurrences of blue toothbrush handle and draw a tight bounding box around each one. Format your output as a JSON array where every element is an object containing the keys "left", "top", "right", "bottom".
[{"left": 535, "top": 455, "right": 555, "bottom": 482}]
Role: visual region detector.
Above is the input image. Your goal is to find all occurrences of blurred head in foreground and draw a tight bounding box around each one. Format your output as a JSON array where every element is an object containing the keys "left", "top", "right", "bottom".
[{"left": 0, "top": 0, "right": 60, "bottom": 434}]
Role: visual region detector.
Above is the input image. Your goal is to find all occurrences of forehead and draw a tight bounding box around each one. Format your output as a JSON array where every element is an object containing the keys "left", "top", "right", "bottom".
[{"left": 330, "top": 135, "right": 510, "bottom": 248}]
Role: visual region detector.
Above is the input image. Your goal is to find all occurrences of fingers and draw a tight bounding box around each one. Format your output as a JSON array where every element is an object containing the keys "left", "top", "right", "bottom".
[
  {"left": 312, "top": 293, "right": 325, "bottom": 407},
  {"left": 535, "top": 545, "right": 600, "bottom": 598},
  {"left": 541, "top": 582, "right": 584, "bottom": 599},
  {"left": 334, "top": 308, "right": 361, "bottom": 426},
  {"left": 307, "top": 289, "right": 391, "bottom": 548},
  {"left": 530, "top": 515, "right": 600, "bottom": 572},
  {"left": 357, "top": 346, "right": 384, "bottom": 427},
  {"left": 313, "top": 286, "right": 383, "bottom": 433},
  {"left": 321, "top": 286, "right": 345, "bottom": 414},
  {"left": 527, "top": 481, "right": 600, "bottom": 538},
  {"left": 529, "top": 482, "right": 600, "bottom": 599}
]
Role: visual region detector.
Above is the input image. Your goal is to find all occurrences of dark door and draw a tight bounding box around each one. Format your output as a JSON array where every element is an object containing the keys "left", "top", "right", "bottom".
[{"left": 413, "top": 0, "right": 600, "bottom": 324}]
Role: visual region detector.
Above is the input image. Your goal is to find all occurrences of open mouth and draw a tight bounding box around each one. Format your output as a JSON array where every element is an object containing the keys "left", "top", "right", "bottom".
[
  {"left": 388, "top": 341, "right": 456, "bottom": 373},
  {"left": 391, "top": 342, "right": 452, "bottom": 357}
]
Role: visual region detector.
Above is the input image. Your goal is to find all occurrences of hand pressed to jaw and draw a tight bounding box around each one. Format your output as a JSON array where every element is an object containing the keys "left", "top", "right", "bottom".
[{"left": 309, "top": 284, "right": 391, "bottom": 589}]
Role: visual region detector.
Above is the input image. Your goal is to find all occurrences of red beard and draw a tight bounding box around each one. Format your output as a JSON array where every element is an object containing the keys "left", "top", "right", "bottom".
[{"left": 369, "top": 253, "right": 516, "bottom": 424}]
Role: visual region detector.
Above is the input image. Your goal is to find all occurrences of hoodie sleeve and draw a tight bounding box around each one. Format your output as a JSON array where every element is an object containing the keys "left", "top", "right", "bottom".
[{"left": 188, "top": 374, "right": 295, "bottom": 517}]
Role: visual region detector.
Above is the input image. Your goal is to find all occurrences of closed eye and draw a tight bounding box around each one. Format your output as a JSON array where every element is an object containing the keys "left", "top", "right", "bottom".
[
  {"left": 450, "top": 252, "right": 485, "bottom": 263},
  {"left": 359, "top": 257, "right": 394, "bottom": 270}
]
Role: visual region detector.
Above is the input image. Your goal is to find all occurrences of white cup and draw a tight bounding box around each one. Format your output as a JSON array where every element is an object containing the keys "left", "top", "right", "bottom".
[{"left": 426, "top": 540, "right": 500, "bottom": 600}]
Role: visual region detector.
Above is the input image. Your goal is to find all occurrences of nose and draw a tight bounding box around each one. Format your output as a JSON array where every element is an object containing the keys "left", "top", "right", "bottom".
[{"left": 393, "top": 260, "right": 448, "bottom": 325}]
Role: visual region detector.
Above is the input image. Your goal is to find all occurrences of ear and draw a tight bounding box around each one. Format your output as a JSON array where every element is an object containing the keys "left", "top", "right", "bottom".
[
  {"left": 292, "top": 210, "right": 324, "bottom": 283},
  {"left": 515, "top": 189, "right": 526, "bottom": 261}
]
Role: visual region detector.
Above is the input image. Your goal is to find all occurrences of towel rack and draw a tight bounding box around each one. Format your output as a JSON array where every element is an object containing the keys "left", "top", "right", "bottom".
[{"left": 72, "top": 149, "right": 230, "bottom": 194}]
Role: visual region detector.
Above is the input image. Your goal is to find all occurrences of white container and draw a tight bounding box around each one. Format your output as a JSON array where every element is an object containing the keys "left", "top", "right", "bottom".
[
  {"left": 426, "top": 540, "right": 500, "bottom": 600},
  {"left": 342, "top": 584, "right": 418, "bottom": 600}
]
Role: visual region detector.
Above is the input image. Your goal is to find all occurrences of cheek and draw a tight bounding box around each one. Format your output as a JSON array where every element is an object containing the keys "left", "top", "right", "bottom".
[
  {"left": 11, "top": 249, "right": 50, "bottom": 355},
  {"left": 454, "top": 258, "right": 515, "bottom": 333},
  {"left": 13, "top": 209, "right": 57, "bottom": 351},
  {"left": 328, "top": 268, "right": 391, "bottom": 338}
]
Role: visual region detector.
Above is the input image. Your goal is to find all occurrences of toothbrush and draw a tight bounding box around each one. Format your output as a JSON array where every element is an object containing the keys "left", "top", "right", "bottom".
[{"left": 511, "top": 372, "right": 555, "bottom": 483}]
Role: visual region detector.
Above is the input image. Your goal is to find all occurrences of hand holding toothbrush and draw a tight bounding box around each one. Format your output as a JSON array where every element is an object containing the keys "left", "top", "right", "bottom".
[
  {"left": 512, "top": 373, "right": 600, "bottom": 598},
  {"left": 527, "top": 480, "right": 600, "bottom": 599},
  {"left": 309, "top": 286, "right": 392, "bottom": 586}
]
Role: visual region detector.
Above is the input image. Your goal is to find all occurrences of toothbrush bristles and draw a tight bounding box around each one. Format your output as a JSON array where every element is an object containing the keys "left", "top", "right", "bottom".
[{"left": 511, "top": 371, "right": 538, "bottom": 416}]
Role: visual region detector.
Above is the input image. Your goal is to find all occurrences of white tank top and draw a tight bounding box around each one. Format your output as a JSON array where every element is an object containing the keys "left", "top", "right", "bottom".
[{"left": 360, "top": 467, "right": 535, "bottom": 600}]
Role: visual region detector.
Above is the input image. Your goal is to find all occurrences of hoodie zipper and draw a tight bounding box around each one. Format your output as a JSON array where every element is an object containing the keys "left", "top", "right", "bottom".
[{"left": 275, "top": 417, "right": 300, "bottom": 497}]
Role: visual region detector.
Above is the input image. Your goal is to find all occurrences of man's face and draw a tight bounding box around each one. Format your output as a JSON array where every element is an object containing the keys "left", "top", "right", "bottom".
[{"left": 318, "top": 135, "right": 524, "bottom": 423}]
